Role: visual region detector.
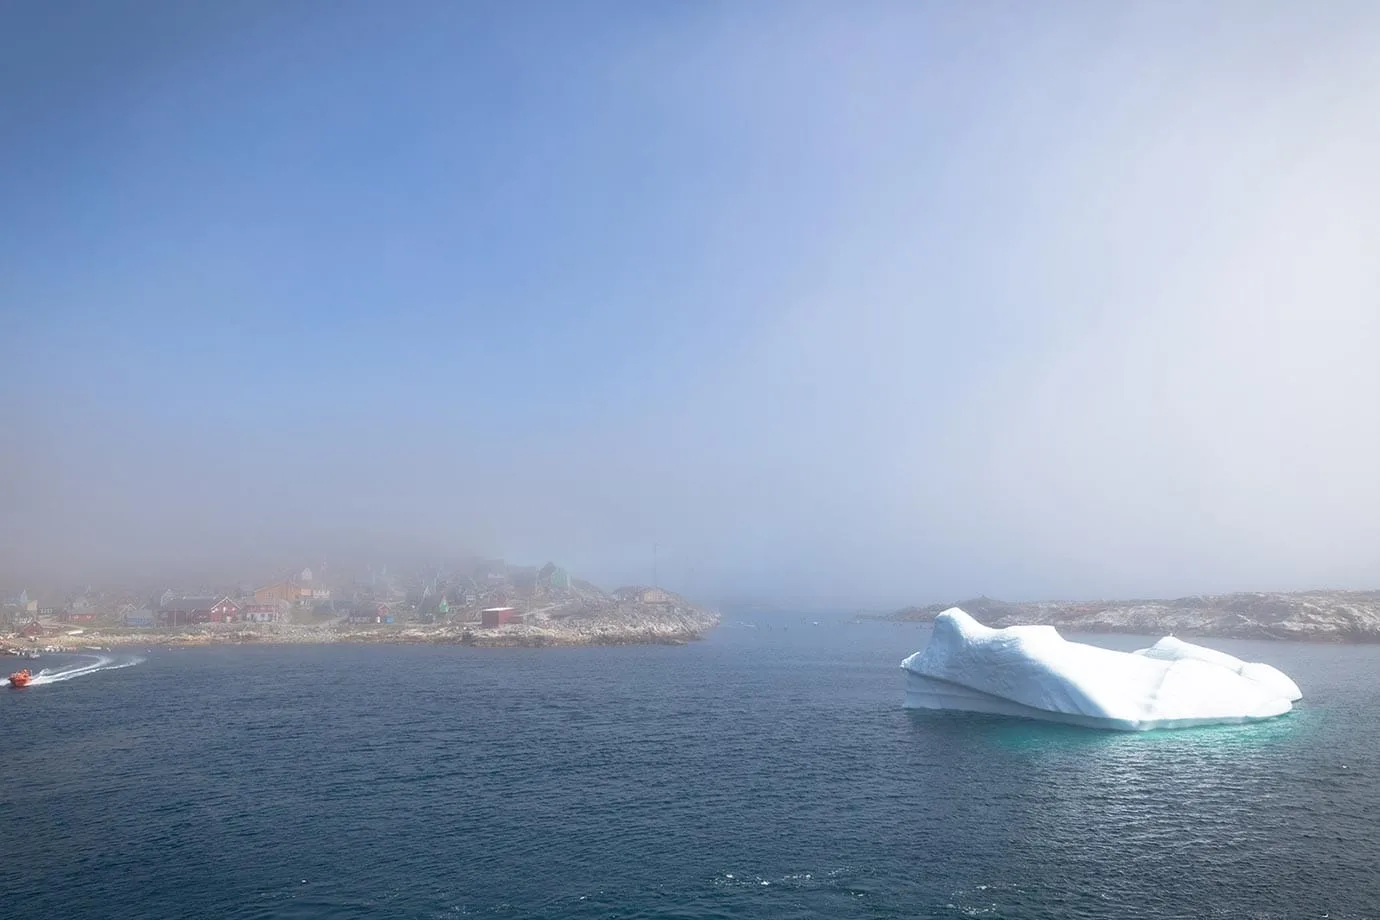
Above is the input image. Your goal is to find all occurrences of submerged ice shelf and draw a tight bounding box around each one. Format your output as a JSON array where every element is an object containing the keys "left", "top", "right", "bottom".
[{"left": 901, "top": 608, "right": 1301, "bottom": 731}]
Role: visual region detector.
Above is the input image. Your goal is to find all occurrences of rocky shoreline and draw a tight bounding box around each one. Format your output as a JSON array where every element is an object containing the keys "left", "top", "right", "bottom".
[
  {"left": 888, "top": 590, "right": 1380, "bottom": 642},
  {"left": 3, "top": 600, "right": 721, "bottom": 650}
]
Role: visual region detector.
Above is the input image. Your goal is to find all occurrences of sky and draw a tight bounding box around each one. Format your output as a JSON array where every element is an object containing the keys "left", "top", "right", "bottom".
[{"left": 4, "top": 1, "right": 1380, "bottom": 608}]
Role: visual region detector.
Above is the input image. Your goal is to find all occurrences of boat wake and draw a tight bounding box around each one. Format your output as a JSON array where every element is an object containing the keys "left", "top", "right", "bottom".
[{"left": 5, "top": 654, "right": 144, "bottom": 687}]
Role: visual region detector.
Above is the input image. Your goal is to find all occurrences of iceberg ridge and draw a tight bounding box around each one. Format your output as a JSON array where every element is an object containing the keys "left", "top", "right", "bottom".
[{"left": 901, "top": 608, "right": 1299, "bottom": 731}]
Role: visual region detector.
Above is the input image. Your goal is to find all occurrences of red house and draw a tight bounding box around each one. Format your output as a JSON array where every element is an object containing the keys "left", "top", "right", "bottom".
[
  {"left": 159, "top": 596, "right": 240, "bottom": 627},
  {"left": 480, "top": 607, "right": 523, "bottom": 628},
  {"left": 208, "top": 597, "right": 240, "bottom": 623}
]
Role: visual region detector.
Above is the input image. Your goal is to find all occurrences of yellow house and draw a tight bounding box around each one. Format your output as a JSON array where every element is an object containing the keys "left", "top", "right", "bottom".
[{"left": 253, "top": 581, "right": 300, "bottom": 605}]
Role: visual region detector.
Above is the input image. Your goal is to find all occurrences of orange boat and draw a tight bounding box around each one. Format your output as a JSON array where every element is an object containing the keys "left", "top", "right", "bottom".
[{"left": 8, "top": 669, "right": 32, "bottom": 688}]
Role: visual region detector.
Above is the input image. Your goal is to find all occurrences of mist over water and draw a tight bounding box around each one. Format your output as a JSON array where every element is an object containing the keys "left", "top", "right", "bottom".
[{"left": 5, "top": 3, "right": 1380, "bottom": 604}]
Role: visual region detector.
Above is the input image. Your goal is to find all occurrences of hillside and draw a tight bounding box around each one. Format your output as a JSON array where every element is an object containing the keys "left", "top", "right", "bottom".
[{"left": 1, "top": 573, "right": 720, "bottom": 649}]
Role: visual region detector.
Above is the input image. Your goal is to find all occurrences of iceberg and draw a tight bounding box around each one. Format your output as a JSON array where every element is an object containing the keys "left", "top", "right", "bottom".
[
  {"left": 901, "top": 608, "right": 1299, "bottom": 731},
  {"left": 1131, "top": 635, "right": 1303, "bottom": 702}
]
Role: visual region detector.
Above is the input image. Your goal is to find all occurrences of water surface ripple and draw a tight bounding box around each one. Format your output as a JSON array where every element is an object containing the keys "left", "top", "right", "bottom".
[{"left": 2, "top": 622, "right": 1375, "bottom": 918}]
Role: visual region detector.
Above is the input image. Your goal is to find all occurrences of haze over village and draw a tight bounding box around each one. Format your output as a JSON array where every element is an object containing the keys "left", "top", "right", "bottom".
[{"left": 1, "top": 557, "right": 716, "bottom": 649}]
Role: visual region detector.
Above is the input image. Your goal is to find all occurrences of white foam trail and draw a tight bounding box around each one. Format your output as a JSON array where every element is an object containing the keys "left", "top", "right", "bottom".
[{"left": 5, "top": 654, "right": 144, "bottom": 687}]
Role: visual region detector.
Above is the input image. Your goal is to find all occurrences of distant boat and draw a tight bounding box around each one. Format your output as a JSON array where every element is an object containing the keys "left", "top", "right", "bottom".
[
  {"left": 8, "top": 669, "right": 32, "bottom": 688},
  {"left": 20, "top": 650, "right": 39, "bottom": 660}
]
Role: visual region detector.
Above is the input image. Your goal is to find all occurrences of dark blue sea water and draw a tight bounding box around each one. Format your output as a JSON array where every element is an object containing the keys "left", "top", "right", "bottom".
[{"left": 3, "top": 618, "right": 1377, "bottom": 919}]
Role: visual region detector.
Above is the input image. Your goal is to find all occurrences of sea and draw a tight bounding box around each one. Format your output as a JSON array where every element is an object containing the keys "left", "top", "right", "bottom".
[{"left": 2, "top": 616, "right": 1377, "bottom": 920}]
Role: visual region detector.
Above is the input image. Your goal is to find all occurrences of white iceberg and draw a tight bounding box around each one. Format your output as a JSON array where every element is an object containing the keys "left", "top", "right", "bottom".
[
  {"left": 1131, "top": 635, "right": 1302, "bottom": 702},
  {"left": 901, "top": 608, "right": 1299, "bottom": 731}
]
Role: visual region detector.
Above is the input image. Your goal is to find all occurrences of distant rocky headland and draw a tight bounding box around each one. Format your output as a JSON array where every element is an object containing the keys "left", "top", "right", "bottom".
[{"left": 888, "top": 590, "right": 1380, "bottom": 642}]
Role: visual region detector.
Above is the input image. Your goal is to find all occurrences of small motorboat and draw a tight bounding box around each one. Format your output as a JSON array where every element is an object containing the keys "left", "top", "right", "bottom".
[{"left": 8, "top": 669, "right": 33, "bottom": 688}]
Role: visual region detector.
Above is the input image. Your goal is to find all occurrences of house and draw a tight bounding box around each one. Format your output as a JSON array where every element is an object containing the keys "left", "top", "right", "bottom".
[
  {"left": 20, "top": 620, "right": 47, "bottom": 640},
  {"left": 254, "top": 581, "right": 299, "bottom": 605},
  {"left": 254, "top": 574, "right": 330, "bottom": 606},
  {"left": 66, "top": 594, "right": 94, "bottom": 621},
  {"left": 297, "top": 567, "right": 331, "bottom": 601},
  {"left": 158, "top": 597, "right": 200, "bottom": 627},
  {"left": 65, "top": 591, "right": 114, "bottom": 624},
  {"left": 207, "top": 597, "right": 240, "bottom": 623},
  {"left": 480, "top": 607, "right": 523, "bottom": 628},
  {"left": 123, "top": 609, "right": 157, "bottom": 628},
  {"left": 159, "top": 596, "right": 239, "bottom": 627},
  {"left": 241, "top": 603, "right": 284, "bottom": 624}
]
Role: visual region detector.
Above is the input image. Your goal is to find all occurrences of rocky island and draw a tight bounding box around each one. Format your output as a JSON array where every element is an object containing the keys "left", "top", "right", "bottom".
[
  {"left": 889, "top": 590, "right": 1380, "bottom": 643},
  {"left": 35, "top": 590, "right": 715, "bottom": 649},
  {"left": 1, "top": 561, "right": 720, "bottom": 650}
]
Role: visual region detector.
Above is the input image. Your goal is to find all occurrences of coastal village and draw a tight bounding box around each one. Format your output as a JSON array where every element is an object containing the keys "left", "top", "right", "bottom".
[{"left": 0, "top": 558, "right": 719, "bottom": 650}]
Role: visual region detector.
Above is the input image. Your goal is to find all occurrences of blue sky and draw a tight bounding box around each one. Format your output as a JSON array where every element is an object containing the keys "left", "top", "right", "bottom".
[{"left": 5, "top": 2, "right": 1380, "bottom": 606}]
